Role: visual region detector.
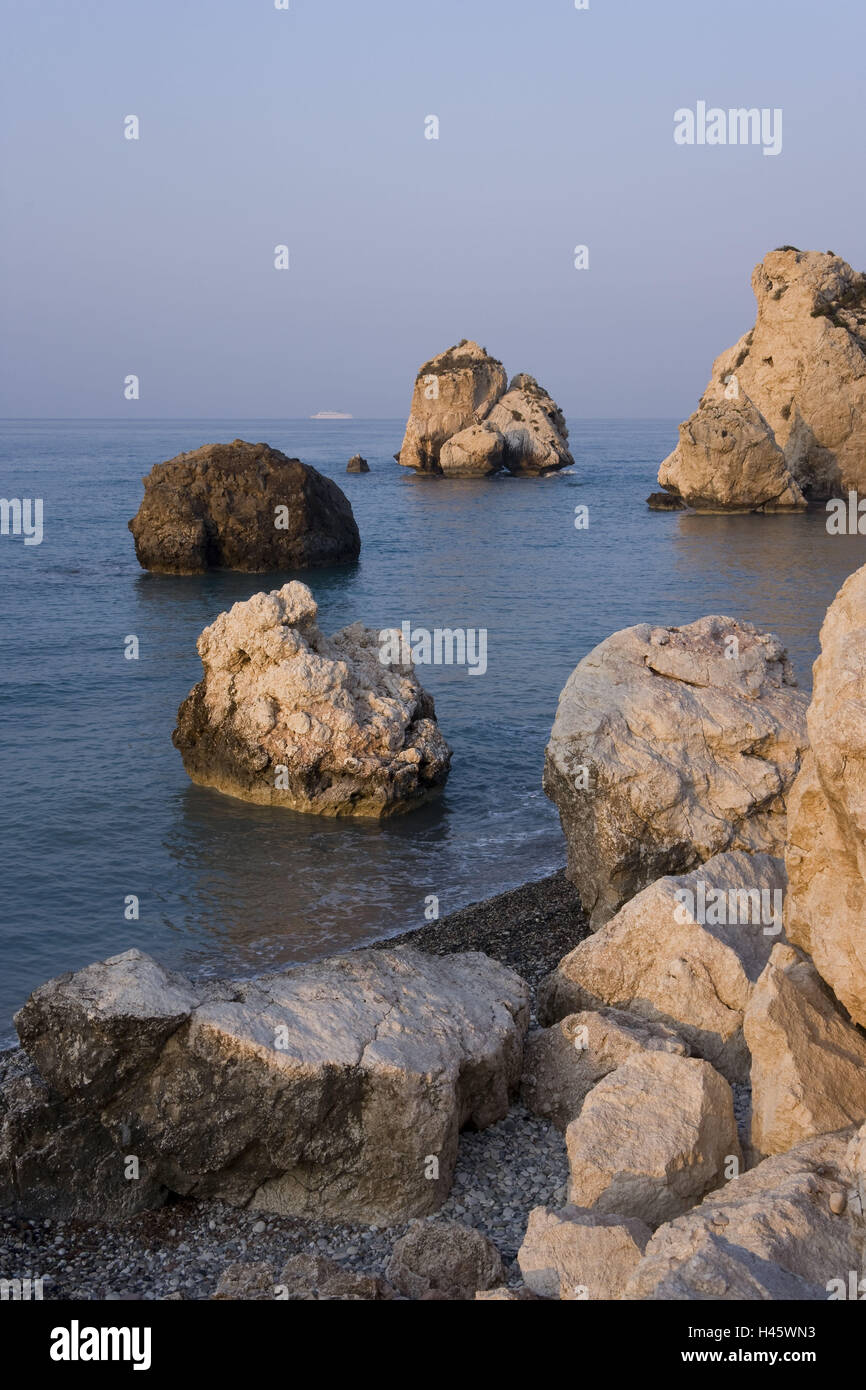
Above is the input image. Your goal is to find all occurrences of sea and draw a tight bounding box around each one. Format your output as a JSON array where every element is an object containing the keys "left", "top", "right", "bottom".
[{"left": 1, "top": 418, "right": 864, "bottom": 1044}]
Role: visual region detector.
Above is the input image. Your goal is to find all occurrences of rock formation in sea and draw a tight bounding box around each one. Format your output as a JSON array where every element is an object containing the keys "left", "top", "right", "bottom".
[
  {"left": 346, "top": 454, "right": 369, "bottom": 473},
  {"left": 396, "top": 341, "right": 573, "bottom": 476},
  {"left": 543, "top": 615, "right": 808, "bottom": 928},
  {"left": 654, "top": 248, "right": 866, "bottom": 510},
  {"left": 173, "top": 581, "right": 452, "bottom": 816},
  {"left": 128, "top": 439, "right": 361, "bottom": 573}
]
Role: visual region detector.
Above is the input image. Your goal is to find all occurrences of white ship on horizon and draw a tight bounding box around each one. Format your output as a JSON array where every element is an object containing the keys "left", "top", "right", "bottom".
[{"left": 310, "top": 410, "right": 353, "bottom": 419}]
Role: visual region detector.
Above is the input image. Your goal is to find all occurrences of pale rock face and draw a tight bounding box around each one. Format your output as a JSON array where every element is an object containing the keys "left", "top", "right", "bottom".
[
  {"left": 485, "top": 375, "right": 574, "bottom": 474},
  {"left": 538, "top": 852, "right": 788, "bottom": 1085},
  {"left": 659, "top": 398, "right": 806, "bottom": 512},
  {"left": 386, "top": 1220, "right": 505, "bottom": 1299},
  {"left": 517, "top": 1204, "right": 651, "bottom": 1300},
  {"left": 624, "top": 1129, "right": 865, "bottom": 1300},
  {"left": 785, "top": 561, "right": 866, "bottom": 1026},
  {"left": 438, "top": 423, "right": 505, "bottom": 476},
  {"left": 521, "top": 1007, "right": 689, "bottom": 1130},
  {"left": 543, "top": 616, "right": 808, "bottom": 928},
  {"left": 744, "top": 944, "right": 866, "bottom": 1159},
  {"left": 565, "top": 1052, "right": 741, "bottom": 1228},
  {"left": 396, "top": 341, "right": 507, "bottom": 473},
  {"left": 171, "top": 581, "right": 452, "bottom": 817},
  {"left": 657, "top": 248, "right": 866, "bottom": 505},
  {"left": 14, "top": 947, "right": 529, "bottom": 1225}
]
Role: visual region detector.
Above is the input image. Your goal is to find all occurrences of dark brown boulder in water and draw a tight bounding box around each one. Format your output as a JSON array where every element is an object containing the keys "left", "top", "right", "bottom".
[{"left": 346, "top": 454, "right": 370, "bottom": 473}]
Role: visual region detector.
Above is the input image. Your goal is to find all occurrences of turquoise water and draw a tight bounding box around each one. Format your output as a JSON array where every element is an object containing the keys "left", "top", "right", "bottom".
[{"left": 1, "top": 418, "right": 864, "bottom": 1042}]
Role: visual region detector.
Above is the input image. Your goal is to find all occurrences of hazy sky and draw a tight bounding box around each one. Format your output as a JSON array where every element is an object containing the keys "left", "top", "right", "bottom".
[{"left": 2, "top": 0, "right": 865, "bottom": 418}]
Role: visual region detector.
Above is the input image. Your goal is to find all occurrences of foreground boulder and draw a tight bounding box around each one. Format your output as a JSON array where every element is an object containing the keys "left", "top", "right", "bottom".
[
  {"left": 172, "top": 582, "right": 452, "bottom": 816},
  {"left": 785, "top": 561, "right": 866, "bottom": 1027},
  {"left": 565, "top": 1053, "right": 741, "bottom": 1228},
  {"left": 539, "top": 853, "right": 787, "bottom": 1085},
  {"left": 15, "top": 946, "right": 529, "bottom": 1224},
  {"left": 129, "top": 439, "right": 361, "bottom": 573},
  {"left": 518, "top": 1204, "right": 651, "bottom": 1300},
  {"left": 744, "top": 944, "right": 866, "bottom": 1159},
  {"left": 386, "top": 1220, "right": 505, "bottom": 1300},
  {"left": 543, "top": 616, "right": 808, "bottom": 927},
  {"left": 655, "top": 248, "right": 866, "bottom": 507},
  {"left": 396, "top": 342, "right": 572, "bottom": 476},
  {"left": 521, "top": 1007, "right": 688, "bottom": 1130},
  {"left": 276, "top": 1254, "right": 394, "bottom": 1301},
  {"left": 625, "top": 1127, "right": 866, "bottom": 1300}
]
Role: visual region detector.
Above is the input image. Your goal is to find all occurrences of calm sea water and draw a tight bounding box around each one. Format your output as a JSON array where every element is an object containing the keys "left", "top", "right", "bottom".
[{"left": 1, "top": 418, "right": 864, "bottom": 1043}]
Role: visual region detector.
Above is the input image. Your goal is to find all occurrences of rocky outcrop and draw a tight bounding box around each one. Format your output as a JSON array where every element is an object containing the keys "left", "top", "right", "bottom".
[
  {"left": 655, "top": 248, "right": 866, "bottom": 508},
  {"left": 396, "top": 343, "right": 572, "bottom": 476},
  {"left": 624, "top": 1127, "right": 866, "bottom": 1300},
  {"left": 538, "top": 853, "right": 788, "bottom": 1085},
  {"left": 276, "top": 1254, "right": 394, "bottom": 1301},
  {"left": 172, "top": 582, "right": 452, "bottom": 817},
  {"left": 565, "top": 1052, "right": 741, "bottom": 1228},
  {"left": 646, "top": 491, "right": 686, "bottom": 511},
  {"left": 785, "top": 561, "right": 866, "bottom": 1027},
  {"left": 543, "top": 616, "right": 808, "bottom": 928},
  {"left": 129, "top": 439, "right": 361, "bottom": 573},
  {"left": 521, "top": 1007, "right": 688, "bottom": 1130},
  {"left": 517, "top": 1204, "right": 651, "bottom": 1300},
  {"left": 14, "top": 946, "right": 529, "bottom": 1225},
  {"left": 386, "top": 1221, "right": 505, "bottom": 1300},
  {"left": 346, "top": 455, "right": 369, "bottom": 473},
  {"left": 744, "top": 945, "right": 866, "bottom": 1159}
]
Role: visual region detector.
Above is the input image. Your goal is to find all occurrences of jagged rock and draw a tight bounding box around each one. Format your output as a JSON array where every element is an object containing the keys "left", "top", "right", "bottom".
[
  {"left": 128, "top": 439, "right": 361, "bottom": 573},
  {"left": 212, "top": 1263, "right": 274, "bottom": 1301},
  {"left": 655, "top": 248, "right": 866, "bottom": 506},
  {"left": 565, "top": 1053, "right": 741, "bottom": 1228},
  {"left": 439, "top": 424, "right": 505, "bottom": 477},
  {"left": 517, "top": 1204, "right": 651, "bottom": 1300},
  {"left": 521, "top": 1007, "right": 688, "bottom": 1130},
  {"left": 624, "top": 1128, "right": 866, "bottom": 1300},
  {"left": 346, "top": 455, "right": 369, "bottom": 473},
  {"left": 785, "top": 561, "right": 866, "bottom": 1027},
  {"left": 538, "top": 853, "right": 788, "bottom": 1085},
  {"left": 543, "top": 616, "right": 808, "bottom": 928},
  {"left": 744, "top": 944, "right": 866, "bottom": 1159},
  {"left": 474, "top": 1286, "right": 539, "bottom": 1300},
  {"left": 646, "top": 491, "right": 686, "bottom": 510},
  {"left": 485, "top": 374, "right": 574, "bottom": 474},
  {"left": 396, "top": 342, "right": 507, "bottom": 473},
  {"left": 659, "top": 398, "right": 806, "bottom": 512},
  {"left": 172, "top": 581, "right": 452, "bottom": 817},
  {"left": 15, "top": 946, "right": 529, "bottom": 1225},
  {"left": 0, "top": 1049, "right": 168, "bottom": 1221},
  {"left": 386, "top": 1220, "right": 505, "bottom": 1300},
  {"left": 276, "top": 1254, "right": 394, "bottom": 1300}
]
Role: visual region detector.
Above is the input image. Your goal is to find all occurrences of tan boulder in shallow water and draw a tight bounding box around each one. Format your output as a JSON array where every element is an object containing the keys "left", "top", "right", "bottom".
[
  {"left": 485, "top": 375, "right": 574, "bottom": 474},
  {"left": 172, "top": 581, "right": 451, "bottom": 817},
  {"left": 785, "top": 561, "right": 866, "bottom": 1027},
  {"left": 396, "top": 341, "right": 507, "bottom": 473},
  {"left": 543, "top": 615, "right": 808, "bottom": 928},
  {"left": 655, "top": 248, "right": 866, "bottom": 507}
]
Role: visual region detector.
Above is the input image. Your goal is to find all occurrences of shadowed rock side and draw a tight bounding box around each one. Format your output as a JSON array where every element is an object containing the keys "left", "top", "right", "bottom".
[
  {"left": 543, "top": 615, "right": 808, "bottom": 928},
  {"left": 129, "top": 439, "right": 361, "bottom": 573},
  {"left": 654, "top": 248, "right": 866, "bottom": 510},
  {"left": 173, "top": 581, "right": 452, "bottom": 817},
  {"left": 396, "top": 341, "right": 573, "bottom": 476}
]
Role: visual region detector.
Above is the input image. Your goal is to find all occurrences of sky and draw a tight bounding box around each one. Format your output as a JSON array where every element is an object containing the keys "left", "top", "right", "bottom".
[{"left": 1, "top": 0, "right": 865, "bottom": 419}]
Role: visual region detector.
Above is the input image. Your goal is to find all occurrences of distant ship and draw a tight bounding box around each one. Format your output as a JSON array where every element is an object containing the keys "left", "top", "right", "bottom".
[{"left": 310, "top": 410, "right": 353, "bottom": 420}]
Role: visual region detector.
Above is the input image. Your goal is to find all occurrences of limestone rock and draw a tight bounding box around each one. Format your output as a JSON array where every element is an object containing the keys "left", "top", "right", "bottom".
[
  {"left": 785, "top": 561, "right": 866, "bottom": 1027},
  {"left": 15, "top": 946, "right": 529, "bottom": 1225},
  {"left": 521, "top": 1007, "right": 688, "bottom": 1130},
  {"left": 212, "top": 1262, "right": 275, "bottom": 1301},
  {"left": 538, "top": 853, "right": 788, "bottom": 1085},
  {"left": 565, "top": 1052, "right": 741, "bottom": 1228},
  {"left": 128, "top": 439, "right": 361, "bottom": 573},
  {"left": 386, "top": 1220, "right": 505, "bottom": 1299},
  {"left": 659, "top": 398, "right": 806, "bottom": 512},
  {"left": 744, "top": 944, "right": 866, "bottom": 1159},
  {"left": 656, "top": 248, "right": 866, "bottom": 505},
  {"left": 625, "top": 1128, "right": 865, "bottom": 1300},
  {"left": 172, "top": 581, "right": 452, "bottom": 817},
  {"left": 543, "top": 615, "right": 808, "bottom": 928},
  {"left": 439, "top": 423, "right": 505, "bottom": 477},
  {"left": 474, "top": 1286, "right": 539, "bottom": 1300},
  {"left": 396, "top": 341, "right": 507, "bottom": 473},
  {"left": 517, "top": 1204, "right": 651, "bottom": 1300},
  {"left": 276, "top": 1254, "right": 394, "bottom": 1300},
  {"left": 346, "top": 454, "right": 369, "bottom": 473},
  {"left": 485, "top": 375, "right": 574, "bottom": 474}
]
